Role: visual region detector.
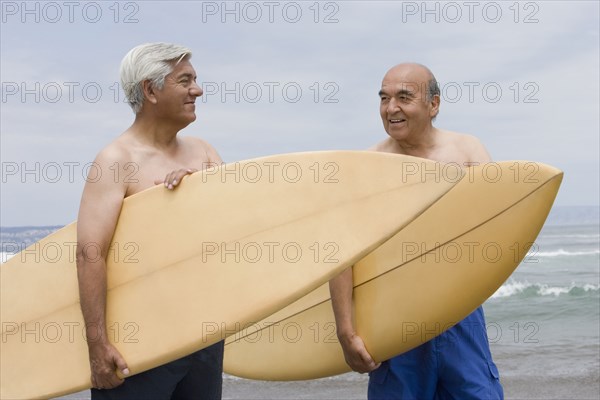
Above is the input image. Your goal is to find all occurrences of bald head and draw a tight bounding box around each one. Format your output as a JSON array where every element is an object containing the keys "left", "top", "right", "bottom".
[{"left": 383, "top": 63, "right": 440, "bottom": 101}]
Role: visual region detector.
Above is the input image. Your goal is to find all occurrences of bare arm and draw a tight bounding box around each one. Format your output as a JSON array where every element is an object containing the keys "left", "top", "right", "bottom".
[
  {"left": 329, "top": 267, "right": 380, "bottom": 373},
  {"left": 76, "top": 149, "right": 130, "bottom": 389},
  {"left": 329, "top": 268, "right": 355, "bottom": 338},
  {"left": 329, "top": 144, "right": 382, "bottom": 373}
]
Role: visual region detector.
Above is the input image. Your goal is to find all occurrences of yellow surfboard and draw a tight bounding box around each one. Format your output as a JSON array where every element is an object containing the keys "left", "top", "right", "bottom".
[
  {"left": 0, "top": 151, "right": 459, "bottom": 399},
  {"left": 223, "top": 160, "right": 563, "bottom": 380}
]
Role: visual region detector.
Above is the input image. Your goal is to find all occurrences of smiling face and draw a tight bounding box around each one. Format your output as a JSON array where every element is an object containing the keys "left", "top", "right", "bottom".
[
  {"left": 379, "top": 64, "right": 439, "bottom": 143},
  {"left": 152, "top": 58, "right": 203, "bottom": 128}
]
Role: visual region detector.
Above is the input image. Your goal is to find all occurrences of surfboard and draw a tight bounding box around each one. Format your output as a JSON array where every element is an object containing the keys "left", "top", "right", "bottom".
[
  {"left": 223, "top": 160, "right": 563, "bottom": 380},
  {"left": 0, "top": 151, "right": 460, "bottom": 399}
]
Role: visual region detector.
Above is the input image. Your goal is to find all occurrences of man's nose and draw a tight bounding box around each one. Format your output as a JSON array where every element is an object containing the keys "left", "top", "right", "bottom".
[
  {"left": 191, "top": 81, "right": 203, "bottom": 97},
  {"left": 387, "top": 97, "right": 399, "bottom": 113}
]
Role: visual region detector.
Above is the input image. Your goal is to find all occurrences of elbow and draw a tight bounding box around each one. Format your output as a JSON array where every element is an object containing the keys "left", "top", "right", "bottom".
[{"left": 76, "top": 242, "right": 103, "bottom": 270}]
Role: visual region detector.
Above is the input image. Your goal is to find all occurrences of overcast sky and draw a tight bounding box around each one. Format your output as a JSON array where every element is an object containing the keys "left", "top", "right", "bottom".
[{"left": 1, "top": 0, "right": 598, "bottom": 226}]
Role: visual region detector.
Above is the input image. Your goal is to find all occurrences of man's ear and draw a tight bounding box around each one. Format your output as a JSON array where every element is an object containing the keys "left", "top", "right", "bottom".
[
  {"left": 430, "top": 94, "right": 440, "bottom": 119},
  {"left": 142, "top": 80, "right": 158, "bottom": 105}
]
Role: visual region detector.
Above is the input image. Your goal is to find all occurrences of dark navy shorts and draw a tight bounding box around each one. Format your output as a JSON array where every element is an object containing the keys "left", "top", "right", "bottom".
[
  {"left": 368, "top": 307, "right": 503, "bottom": 400},
  {"left": 91, "top": 341, "right": 224, "bottom": 400}
]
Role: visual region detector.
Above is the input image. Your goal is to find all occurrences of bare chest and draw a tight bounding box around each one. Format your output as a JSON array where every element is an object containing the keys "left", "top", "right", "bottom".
[{"left": 120, "top": 152, "right": 212, "bottom": 197}]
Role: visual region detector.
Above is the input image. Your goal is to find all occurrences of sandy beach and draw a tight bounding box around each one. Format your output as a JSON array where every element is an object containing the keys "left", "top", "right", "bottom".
[
  {"left": 57, "top": 371, "right": 600, "bottom": 400},
  {"left": 221, "top": 374, "right": 600, "bottom": 400}
]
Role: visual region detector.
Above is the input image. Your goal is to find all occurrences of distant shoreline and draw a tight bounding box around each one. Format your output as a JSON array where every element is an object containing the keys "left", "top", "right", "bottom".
[{"left": 1, "top": 206, "right": 599, "bottom": 230}]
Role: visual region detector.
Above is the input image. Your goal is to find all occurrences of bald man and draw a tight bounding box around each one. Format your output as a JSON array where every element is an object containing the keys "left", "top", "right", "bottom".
[{"left": 329, "top": 63, "right": 504, "bottom": 399}]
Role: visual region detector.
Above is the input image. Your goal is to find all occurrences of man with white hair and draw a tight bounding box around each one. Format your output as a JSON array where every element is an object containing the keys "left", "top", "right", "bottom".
[
  {"left": 330, "top": 63, "right": 504, "bottom": 400},
  {"left": 76, "top": 43, "right": 224, "bottom": 398}
]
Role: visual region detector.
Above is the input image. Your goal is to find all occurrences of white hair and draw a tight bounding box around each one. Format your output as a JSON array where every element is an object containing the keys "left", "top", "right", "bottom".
[{"left": 120, "top": 43, "right": 192, "bottom": 113}]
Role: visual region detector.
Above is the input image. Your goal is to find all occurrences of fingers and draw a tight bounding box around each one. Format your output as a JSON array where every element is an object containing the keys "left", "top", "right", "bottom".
[
  {"left": 91, "top": 365, "right": 124, "bottom": 390},
  {"left": 349, "top": 350, "right": 378, "bottom": 373},
  {"left": 94, "top": 374, "right": 124, "bottom": 390},
  {"left": 115, "top": 353, "right": 130, "bottom": 378},
  {"left": 155, "top": 168, "right": 198, "bottom": 190},
  {"left": 89, "top": 345, "right": 128, "bottom": 390},
  {"left": 358, "top": 348, "right": 380, "bottom": 372},
  {"left": 341, "top": 334, "right": 380, "bottom": 374}
]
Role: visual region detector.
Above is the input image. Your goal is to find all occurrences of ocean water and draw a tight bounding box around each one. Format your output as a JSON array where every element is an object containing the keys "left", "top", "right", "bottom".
[
  {"left": 1, "top": 206, "right": 599, "bottom": 399},
  {"left": 484, "top": 206, "right": 600, "bottom": 387}
]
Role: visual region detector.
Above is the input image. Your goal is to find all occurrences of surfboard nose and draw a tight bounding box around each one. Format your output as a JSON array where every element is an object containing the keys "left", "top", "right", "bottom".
[
  {"left": 537, "top": 163, "right": 563, "bottom": 201},
  {"left": 501, "top": 160, "right": 563, "bottom": 204},
  {"left": 512, "top": 160, "right": 563, "bottom": 183}
]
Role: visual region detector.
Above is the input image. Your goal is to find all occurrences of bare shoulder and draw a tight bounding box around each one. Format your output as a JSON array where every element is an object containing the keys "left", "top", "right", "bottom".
[
  {"left": 442, "top": 130, "right": 477, "bottom": 146},
  {"left": 444, "top": 130, "right": 491, "bottom": 163},
  {"left": 181, "top": 136, "right": 223, "bottom": 164},
  {"left": 93, "top": 136, "right": 133, "bottom": 169},
  {"left": 77, "top": 137, "right": 132, "bottom": 238},
  {"left": 80, "top": 137, "right": 135, "bottom": 200}
]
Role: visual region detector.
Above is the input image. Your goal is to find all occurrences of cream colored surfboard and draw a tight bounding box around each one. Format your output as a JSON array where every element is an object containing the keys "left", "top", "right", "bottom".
[
  {"left": 223, "top": 161, "right": 563, "bottom": 380},
  {"left": 0, "top": 151, "right": 459, "bottom": 399}
]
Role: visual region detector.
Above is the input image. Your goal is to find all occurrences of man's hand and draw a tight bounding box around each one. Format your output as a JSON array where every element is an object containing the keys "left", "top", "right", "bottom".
[
  {"left": 88, "top": 342, "right": 130, "bottom": 390},
  {"left": 339, "top": 332, "right": 381, "bottom": 373},
  {"left": 155, "top": 168, "right": 198, "bottom": 190}
]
